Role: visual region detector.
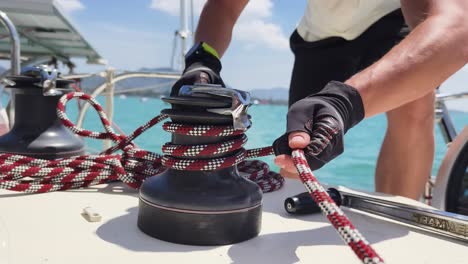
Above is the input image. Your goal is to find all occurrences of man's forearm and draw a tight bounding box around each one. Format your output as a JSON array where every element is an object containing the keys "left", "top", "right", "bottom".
[
  {"left": 195, "top": 0, "right": 248, "bottom": 57},
  {"left": 347, "top": 3, "right": 468, "bottom": 117}
]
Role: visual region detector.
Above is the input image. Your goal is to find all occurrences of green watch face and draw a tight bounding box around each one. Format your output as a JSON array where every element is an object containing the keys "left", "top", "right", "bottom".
[{"left": 201, "top": 43, "right": 219, "bottom": 59}]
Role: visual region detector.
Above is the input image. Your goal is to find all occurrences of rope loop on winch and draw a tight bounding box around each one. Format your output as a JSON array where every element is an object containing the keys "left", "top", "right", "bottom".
[{"left": 0, "top": 91, "right": 284, "bottom": 193}]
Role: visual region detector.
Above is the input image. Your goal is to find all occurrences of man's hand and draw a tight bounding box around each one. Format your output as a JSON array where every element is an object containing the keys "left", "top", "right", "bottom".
[
  {"left": 273, "top": 81, "right": 365, "bottom": 173},
  {"left": 275, "top": 132, "right": 310, "bottom": 175},
  {"left": 171, "top": 42, "right": 225, "bottom": 95}
]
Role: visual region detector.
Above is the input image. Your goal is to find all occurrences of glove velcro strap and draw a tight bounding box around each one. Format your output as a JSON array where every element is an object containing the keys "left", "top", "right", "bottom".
[{"left": 317, "top": 81, "right": 365, "bottom": 131}]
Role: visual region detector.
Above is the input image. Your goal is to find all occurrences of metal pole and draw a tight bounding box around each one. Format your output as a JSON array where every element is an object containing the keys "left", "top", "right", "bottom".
[
  {"left": 104, "top": 68, "right": 115, "bottom": 149},
  {"left": 75, "top": 71, "right": 181, "bottom": 129},
  {"left": 190, "top": 0, "right": 195, "bottom": 45},
  {"left": 436, "top": 101, "right": 458, "bottom": 144},
  {"left": 179, "top": 0, "right": 190, "bottom": 65},
  {"left": 0, "top": 11, "right": 20, "bottom": 75},
  {"left": 0, "top": 11, "right": 21, "bottom": 128},
  {"left": 435, "top": 89, "right": 458, "bottom": 144}
]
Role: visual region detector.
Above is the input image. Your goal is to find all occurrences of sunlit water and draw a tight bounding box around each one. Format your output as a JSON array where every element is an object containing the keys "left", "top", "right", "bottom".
[{"left": 62, "top": 96, "right": 467, "bottom": 192}]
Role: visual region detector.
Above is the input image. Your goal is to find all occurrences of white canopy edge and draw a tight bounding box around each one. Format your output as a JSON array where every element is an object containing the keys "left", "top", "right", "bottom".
[{"left": 0, "top": 0, "right": 105, "bottom": 65}]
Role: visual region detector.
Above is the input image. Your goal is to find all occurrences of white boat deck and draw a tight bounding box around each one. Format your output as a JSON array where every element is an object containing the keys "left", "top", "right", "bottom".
[{"left": 0, "top": 178, "right": 467, "bottom": 264}]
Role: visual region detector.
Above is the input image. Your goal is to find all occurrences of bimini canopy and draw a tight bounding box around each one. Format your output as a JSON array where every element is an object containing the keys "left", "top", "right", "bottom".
[{"left": 0, "top": 0, "right": 104, "bottom": 65}]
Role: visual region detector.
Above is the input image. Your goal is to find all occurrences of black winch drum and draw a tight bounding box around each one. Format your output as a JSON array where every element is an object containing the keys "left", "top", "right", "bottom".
[
  {"left": 137, "top": 85, "right": 262, "bottom": 245},
  {"left": 0, "top": 70, "right": 85, "bottom": 159}
]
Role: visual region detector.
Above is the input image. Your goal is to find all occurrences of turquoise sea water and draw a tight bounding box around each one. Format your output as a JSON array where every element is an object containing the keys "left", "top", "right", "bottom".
[{"left": 68, "top": 96, "right": 468, "bottom": 192}]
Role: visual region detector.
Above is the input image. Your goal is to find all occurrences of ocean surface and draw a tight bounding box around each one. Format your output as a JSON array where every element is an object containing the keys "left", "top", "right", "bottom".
[{"left": 65, "top": 95, "right": 468, "bottom": 193}]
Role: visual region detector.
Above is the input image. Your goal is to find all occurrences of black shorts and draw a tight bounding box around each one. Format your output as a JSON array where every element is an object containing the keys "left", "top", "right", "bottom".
[{"left": 288, "top": 9, "right": 409, "bottom": 106}]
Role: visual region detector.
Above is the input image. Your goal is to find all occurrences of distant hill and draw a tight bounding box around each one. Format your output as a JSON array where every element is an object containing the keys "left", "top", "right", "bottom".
[
  {"left": 77, "top": 68, "right": 289, "bottom": 103},
  {"left": 2, "top": 65, "right": 289, "bottom": 104},
  {"left": 77, "top": 71, "right": 290, "bottom": 104},
  {"left": 79, "top": 67, "right": 179, "bottom": 97},
  {"left": 249, "top": 87, "right": 289, "bottom": 105}
]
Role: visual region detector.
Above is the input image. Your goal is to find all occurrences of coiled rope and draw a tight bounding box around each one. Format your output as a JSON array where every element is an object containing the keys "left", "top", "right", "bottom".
[
  {"left": 0, "top": 91, "right": 384, "bottom": 263},
  {"left": 0, "top": 92, "right": 283, "bottom": 193}
]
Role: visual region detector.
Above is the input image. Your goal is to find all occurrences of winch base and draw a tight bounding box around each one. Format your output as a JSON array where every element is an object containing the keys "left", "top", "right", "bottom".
[{"left": 137, "top": 197, "right": 262, "bottom": 245}]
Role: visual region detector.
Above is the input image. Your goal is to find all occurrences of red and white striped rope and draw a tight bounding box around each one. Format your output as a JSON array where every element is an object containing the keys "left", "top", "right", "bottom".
[
  {"left": 0, "top": 92, "right": 284, "bottom": 193},
  {"left": 0, "top": 91, "right": 384, "bottom": 264},
  {"left": 58, "top": 93, "right": 384, "bottom": 263},
  {"left": 292, "top": 149, "right": 384, "bottom": 264},
  {"left": 162, "top": 122, "right": 245, "bottom": 137},
  {"left": 162, "top": 134, "right": 247, "bottom": 157}
]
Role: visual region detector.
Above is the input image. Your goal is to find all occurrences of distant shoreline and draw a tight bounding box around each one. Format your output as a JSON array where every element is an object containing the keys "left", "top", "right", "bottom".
[
  {"left": 114, "top": 94, "right": 468, "bottom": 111},
  {"left": 112, "top": 93, "right": 289, "bottom": 105}
]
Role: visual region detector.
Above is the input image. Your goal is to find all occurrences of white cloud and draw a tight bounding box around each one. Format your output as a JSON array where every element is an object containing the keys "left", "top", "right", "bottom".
[
  {"left": 54, "top": 0, "right": 85, "bottom": 13},
  {"left": 150, "top": 0, "right": 205, "bottom": 16},
  {"left": 149, "top": 0, "right": 288, "bottom": 51},
  {"left": 79, "top": 22, "right": 173, "bottom": 71},
  {"left": 241, "top": 0, "right": 273, "bottom": 19},
  {"left": 235, "top": 20, "right": 288, "bottom": 50}
]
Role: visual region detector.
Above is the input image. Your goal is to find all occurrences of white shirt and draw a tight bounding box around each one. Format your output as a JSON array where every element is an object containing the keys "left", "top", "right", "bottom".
[{"left": 297, "top": 0, "right": 401, "bottom": 42}]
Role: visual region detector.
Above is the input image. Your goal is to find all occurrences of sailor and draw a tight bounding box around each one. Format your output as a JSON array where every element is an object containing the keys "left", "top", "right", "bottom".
[{"left": 172, "top": 0, "right": 468, "bottom": 200}]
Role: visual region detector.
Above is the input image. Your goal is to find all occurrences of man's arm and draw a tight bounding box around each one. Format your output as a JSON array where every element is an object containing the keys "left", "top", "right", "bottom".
[
  {"left": 170, "top": 0, "right": 248, "bottom": 95},
  {"left": 348, "top": 0, "right": 468, "bottom": 117},
  {"left": 275, "top": 0, "right": 468, "bottom": 172},
  {"left": 195, "top": 0, "right": 249, "bottom": 57}
]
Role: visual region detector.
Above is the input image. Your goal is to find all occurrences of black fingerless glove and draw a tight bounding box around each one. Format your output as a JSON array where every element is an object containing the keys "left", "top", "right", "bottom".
[
  {"left": 273, "top": 81, "right": 365, "bottom": 170},
  {"left": 171, "top": 42, "right": 225, "bottom": 96}
]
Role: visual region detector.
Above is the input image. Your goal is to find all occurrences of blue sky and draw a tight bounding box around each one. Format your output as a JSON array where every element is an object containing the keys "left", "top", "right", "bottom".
[
  {"left": 55, "top": 0, "right": 308, "bottom": 90},
  {"left": 3, "top": 0, "right": 467, "bottom": 111},
  {"left": 54, "top": 0, "right": 468, "bottom": 111}
]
